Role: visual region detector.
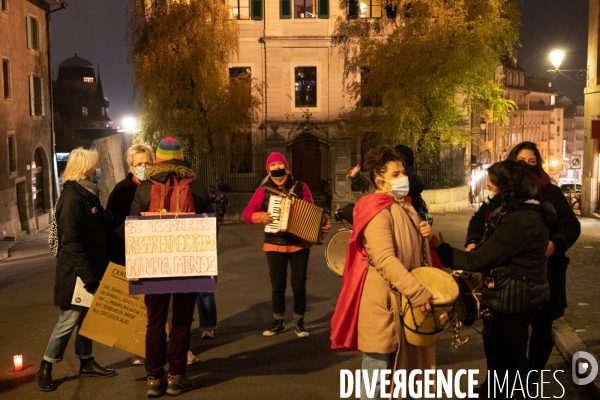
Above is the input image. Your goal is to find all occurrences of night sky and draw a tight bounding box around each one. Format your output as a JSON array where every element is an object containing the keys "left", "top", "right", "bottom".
[{"left": 49, "top": 0, "right": 589, "bottom": 122}]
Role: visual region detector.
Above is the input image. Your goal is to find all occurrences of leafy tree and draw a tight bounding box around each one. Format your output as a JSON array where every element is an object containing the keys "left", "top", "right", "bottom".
[
  {"left": 129, "top": 0, "right": 262, "bottom": 154},
  {"left": 333, "top": 0, "right": 519, "bottom": 153}
]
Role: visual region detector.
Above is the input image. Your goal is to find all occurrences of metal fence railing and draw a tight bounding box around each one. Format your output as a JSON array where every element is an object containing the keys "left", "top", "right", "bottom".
[
  {"left": 415, "top": 147, "right": 467, "bottom": 190},
  {"left": 185, "top": 150, "right": 266, "bottom": 192}
]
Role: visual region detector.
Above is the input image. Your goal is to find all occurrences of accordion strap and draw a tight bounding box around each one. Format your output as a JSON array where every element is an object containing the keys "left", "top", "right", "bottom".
[{"left": 263, "top": 182, "right": 299, "bottom": 198}]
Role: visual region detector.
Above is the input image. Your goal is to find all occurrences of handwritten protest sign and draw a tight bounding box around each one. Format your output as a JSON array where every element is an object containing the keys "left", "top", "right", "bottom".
[
  {"left": 80, "top": 263, "right": 148, "bottom": 357},
  {"left": 125, "top": 214, "right": 218, "bottom": 281}
]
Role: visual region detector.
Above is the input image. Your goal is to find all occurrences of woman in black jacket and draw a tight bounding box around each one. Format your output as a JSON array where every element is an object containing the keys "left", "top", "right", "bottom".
[
  {"left": 465, "top": 142, "right": 580, "bottom": 382},
  {"left": 37, "top": 148, "right": 116, "bottom": 392},
  {"left": 430, "top": 160, "right": 554, "bottom": 399}
]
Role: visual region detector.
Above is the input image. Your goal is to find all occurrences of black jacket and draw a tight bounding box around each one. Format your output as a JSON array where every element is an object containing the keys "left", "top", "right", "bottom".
[
  {"left": 106, "top": 173, "right": 138, "bottom": 266},
  {"left": 130, "top": 159, "right": 214, "bottom": 217},
  {"left": 465, "top": 183, "right": 580, "bottom": 317},
  {"left": 439, "top": 201, "right": 553, "bottom": 314},
  {"left": 54, "top": 181, "right": 108, "bottom": 307}
]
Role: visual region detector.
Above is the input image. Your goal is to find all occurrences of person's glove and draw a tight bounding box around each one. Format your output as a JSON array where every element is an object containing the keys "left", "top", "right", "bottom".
[{"left": 84, "top": 280, "right": 100, "bottom": 295}]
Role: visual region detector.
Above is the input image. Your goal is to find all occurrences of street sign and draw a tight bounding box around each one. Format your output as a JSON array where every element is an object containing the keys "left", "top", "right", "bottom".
[{"left": 570, "top": 155, "right": 582, "bottom": 169}]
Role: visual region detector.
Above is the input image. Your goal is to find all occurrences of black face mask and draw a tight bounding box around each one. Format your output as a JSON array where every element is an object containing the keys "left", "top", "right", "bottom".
[{"left": 270, "top": 169, "right": 287, "bottom": 178}]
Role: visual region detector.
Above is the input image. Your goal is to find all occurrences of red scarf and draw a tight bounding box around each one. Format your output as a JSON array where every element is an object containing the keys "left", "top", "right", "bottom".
[{"left": 330, "top": 193, "right": 395, "bottom": 351}]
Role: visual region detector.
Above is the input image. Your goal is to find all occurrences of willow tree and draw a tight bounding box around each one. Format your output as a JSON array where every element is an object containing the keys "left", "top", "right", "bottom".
[
  {"left": 129, "top": 0, "right": 261, "bottom": 153},
  {"left": 333, "top": 0, "right": 519, "bottom": 153}
]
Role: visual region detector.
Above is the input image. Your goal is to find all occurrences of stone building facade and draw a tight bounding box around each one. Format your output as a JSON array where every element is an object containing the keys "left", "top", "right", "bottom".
[{"left": 0, "top": 0, "right": 64, "bottom": 239}]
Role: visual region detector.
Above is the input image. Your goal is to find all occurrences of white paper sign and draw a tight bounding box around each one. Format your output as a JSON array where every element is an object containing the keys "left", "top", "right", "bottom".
[
  {"left": 71, "top": 277, "right": 95, "bottom": 307},
  {"left": 124, "top": 214, "right": 218, "bottom": 281}
]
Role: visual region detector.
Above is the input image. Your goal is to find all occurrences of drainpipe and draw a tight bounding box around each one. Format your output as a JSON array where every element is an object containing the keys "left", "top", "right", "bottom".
[
  {"left": 260, "top": 0, "right": 267, "bottom": 143},
  {"left": 46, "top": 1, "right": 68, "bottom": 202}
]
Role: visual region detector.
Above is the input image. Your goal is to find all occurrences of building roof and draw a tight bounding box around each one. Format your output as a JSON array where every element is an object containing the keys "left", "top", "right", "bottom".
[
  {"left": 523, "top": 74, "right": 558, "bottom": 95},
  {"left": 59, "top": 53, "right": 94, "bottom": 69}
]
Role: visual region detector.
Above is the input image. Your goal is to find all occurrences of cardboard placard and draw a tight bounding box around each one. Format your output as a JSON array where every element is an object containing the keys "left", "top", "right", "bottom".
[
  {"left": 80, "top": 263, "right": 148, "bottom": 357},
  {"left": 125, "top": 214, "right": 218, "bottom": 280}
]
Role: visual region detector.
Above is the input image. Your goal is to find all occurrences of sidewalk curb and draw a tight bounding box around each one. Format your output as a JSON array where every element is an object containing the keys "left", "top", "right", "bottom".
[{"left": 553, "top": 317, "right": 600, "bottom": 399}]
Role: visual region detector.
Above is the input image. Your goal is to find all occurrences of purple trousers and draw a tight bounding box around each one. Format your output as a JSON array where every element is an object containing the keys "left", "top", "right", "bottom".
[{"left": 144, "top": 292, "right": 197, "bottom": 378}]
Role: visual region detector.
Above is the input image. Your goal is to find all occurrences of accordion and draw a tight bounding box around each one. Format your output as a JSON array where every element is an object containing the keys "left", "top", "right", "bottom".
[{"left": 265, "top": 194, "right": 327, "bottom": 245}]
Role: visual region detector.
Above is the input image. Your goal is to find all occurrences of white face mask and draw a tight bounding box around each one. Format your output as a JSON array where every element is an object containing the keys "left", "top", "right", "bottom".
[
  {"left": 483, "top": 189, "right": 496, "bottom": 203},
  {"left": 135, "top": 165, "right": 147, "bottom": 181},
  {"left": 380, "top": 176, "right": 410, "bottom": 199}
]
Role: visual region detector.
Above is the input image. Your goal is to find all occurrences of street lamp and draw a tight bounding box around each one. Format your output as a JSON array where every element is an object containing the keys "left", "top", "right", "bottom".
[{"left": 548, "top": 49, "right": 588, "bottom": 82}]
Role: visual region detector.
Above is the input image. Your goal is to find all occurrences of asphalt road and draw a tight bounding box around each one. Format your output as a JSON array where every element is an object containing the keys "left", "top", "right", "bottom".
[{"left": 0, "top": 211, "right": 591, "bottom": 399}]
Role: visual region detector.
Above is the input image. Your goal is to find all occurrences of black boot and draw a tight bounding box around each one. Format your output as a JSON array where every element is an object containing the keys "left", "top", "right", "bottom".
[
  {"left": 79, "top": 357, "right": 117, "bottom": 378},
  {"left": 37, "top": 360, "right": 56, "bottom": 391}
]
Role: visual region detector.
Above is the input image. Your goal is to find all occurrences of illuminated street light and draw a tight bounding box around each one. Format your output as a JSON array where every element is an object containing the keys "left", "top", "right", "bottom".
[
  {"left": 551, "top": 160, "right": 558, "bottom": 168},
  {"left": 548, "top": 49, "right": 588, "bottom": 82},
  {"left": 121, "top": 116, "right": 138, "bottom": 133},
  {"left": 550, "top": 50, "right": 564, "bottom": 70}
]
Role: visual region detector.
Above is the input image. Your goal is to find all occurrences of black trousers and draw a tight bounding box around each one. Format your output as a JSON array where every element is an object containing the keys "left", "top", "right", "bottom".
[
  {"left": 265, "top": 249, "right": 310, "bottom": 318},
  {"left": 483, "top": 311, "right": 535, "bottom": 399}
]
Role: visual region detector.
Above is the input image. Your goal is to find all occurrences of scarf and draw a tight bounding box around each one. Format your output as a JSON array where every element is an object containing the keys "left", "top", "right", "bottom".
[
  {"left": 330, "top": 193, "right": 395, "bottom": 351},
  {"left": 76, "top": 179, "right": 100, "bottom": 197}
]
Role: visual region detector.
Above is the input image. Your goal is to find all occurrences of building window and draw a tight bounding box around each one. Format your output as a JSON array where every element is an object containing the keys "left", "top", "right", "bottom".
[
  {"left": 26, "top": 16, "right": 41, "bottom": 51},
  {"left": 83, "top": 77, "right": 94, "bottom": 83},
  {"left": 8, "top": 134, "right": 16, "bottom": 173},
  {"left": 101, "top": 107, "right": 106, "bottom": 116},
  {"left": 354, "top": 0, "right": 381, "bottom": 18},
  {"left": 295, "top": 67, "right": 316, "bottom": 107},
  {"left": 82, "top": 107, "right": 88, "bottom": 116},
  {"left": 2, "top": 59, "right": 10, "bottom": 100},
  {"left": 2, "top": 0, "right": 7, "bottom": 13},
  {"left": 295, "top": 0, "right": 316, "bottom": 18},
  {"left": 29, "top": 76, "right": 44, "bottom": 116},
  {"left": 229, "top": 67, "right": 251, "bottom": 79},
  {"left": 229, "top": 0, "right": 250, "bottom": 19}
]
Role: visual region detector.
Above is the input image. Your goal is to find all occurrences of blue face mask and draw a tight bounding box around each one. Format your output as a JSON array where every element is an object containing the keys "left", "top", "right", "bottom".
[
  {"left": 135, "top": 166, "right": 147, "bottom": 181},
  {"left": 381, "top": 176, "right": 410, "bottom": 199},
  {"left": 91, "top": 168, "right": 101, "bottom": 184},
  {"left": 483, "top": 189, "right": 496, "bottom": 203}
]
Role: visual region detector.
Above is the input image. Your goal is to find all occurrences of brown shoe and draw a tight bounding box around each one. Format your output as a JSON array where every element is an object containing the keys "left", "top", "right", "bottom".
[{"left": 166, "top": 374, "right": 194, "bottom": 396}]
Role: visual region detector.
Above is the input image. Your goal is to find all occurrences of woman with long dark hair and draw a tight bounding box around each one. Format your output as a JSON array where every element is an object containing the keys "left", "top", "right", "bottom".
[
  {"left": 465, "top": 142, "right": 580, "bottom": 387},
  {"left": 430, "top": 159, "right": 555, "bottom": 398}
]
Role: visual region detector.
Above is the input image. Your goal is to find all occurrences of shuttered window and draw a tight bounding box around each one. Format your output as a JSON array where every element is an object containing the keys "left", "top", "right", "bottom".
[
  {"left": 318, "top": 0, "right": 329, "bottom": 18},
  {"left": 251, "top": 0, "right": 262, "bottom": 20},
  {"left": 29, "top": 76, "right": 44, "bottom": 116},
  {"left": 26, "top": 16, "right": 42, "bottom": 51},
  {"left": 348, "top": 0, "right": 358, "bottom": 19},
  {"left": 280, "top": 0, "right": 291, "bottom": 18}
]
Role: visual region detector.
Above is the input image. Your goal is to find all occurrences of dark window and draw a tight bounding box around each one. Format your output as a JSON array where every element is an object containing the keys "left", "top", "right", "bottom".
[
  {"left": 360, "top": 67, "right": 382, "bottom": 107},
  {"left": 27, "top": 16, "right": 41, "bottom": 51},
  {"left": 229, "top": 67, "right": 251, "bottom": 79},
  {"left": 2, "top": 59, "right": 10, "bottom": 100},
  {"left": 294, "top": 0, "right": 316, "bottom": 18},
  {"left": 295, "top": 67, "right": 317, "bottom": 107},
  {"left": 29, "top": 76, "right": 44, "bottom": 116},
  {"left": 8, "top": 135, "right": 16, "bottom": 173},
  {"left": 229, "top": 0, "right": 250, "bottom": 19},
  {"left": 1, "top": 0, "right": 7, "bottom": 13}
]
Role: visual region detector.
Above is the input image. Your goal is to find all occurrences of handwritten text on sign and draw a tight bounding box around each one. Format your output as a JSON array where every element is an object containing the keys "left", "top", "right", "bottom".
[{"left": 125, "top": 215, "right": 218, "bottom": 280}]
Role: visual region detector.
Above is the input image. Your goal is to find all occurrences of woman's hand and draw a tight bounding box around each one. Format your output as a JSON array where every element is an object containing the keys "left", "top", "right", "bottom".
[
  {"left": 347, "top": 165, "right": 361, "bottom": 178},
  {"left": 465, "top": 243, "right": 477, "bottom": 252},
  {"left": 546, "top": 241, "right": 555, "bottom": 257},
  {"left": 419, "top": 221, "right": 432, "bottom": 238},
  {"left": 260, "top": 212, "right": 274, "bottom": 225},
  {"left": 414, "top": 293, "right": 435, "bottom": 312},
  {"left": 322, "top": 220, "right": 332, "bottom": 233},
  {"left": 429, "top": 232, "right": 445, "bottom": 252}
]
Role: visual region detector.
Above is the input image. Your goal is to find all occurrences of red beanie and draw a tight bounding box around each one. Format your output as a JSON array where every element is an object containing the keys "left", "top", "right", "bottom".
[{"left": 265, "top": 152, "right": 289, "bottom": 171}]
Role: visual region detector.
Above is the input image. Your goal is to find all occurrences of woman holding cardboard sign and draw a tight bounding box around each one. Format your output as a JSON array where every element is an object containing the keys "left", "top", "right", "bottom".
[{"left": 37, "top": 148, "right": 117, "bottom": 392}]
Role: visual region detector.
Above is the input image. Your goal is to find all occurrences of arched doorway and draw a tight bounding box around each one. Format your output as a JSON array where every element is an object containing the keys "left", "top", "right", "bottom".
[{"left": 290, "top": 132, "right": 331, "bottom": 212}]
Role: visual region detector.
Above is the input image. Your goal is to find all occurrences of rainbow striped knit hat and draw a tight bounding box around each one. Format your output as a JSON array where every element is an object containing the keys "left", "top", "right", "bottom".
[{"left": 156, "top": 137, "right": 184, "bottom": 163}]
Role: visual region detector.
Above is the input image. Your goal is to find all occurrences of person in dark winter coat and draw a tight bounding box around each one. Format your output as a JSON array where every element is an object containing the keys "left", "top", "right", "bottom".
[
  {"left": 130, "top": 137, "right": 214, "bottom": 397},
  {"left": 106, "top": 143, "right": 155, "bottom": 266},
  {"left": 464, "top": 142, "right": 580, "bottom": 384},
  {"left": 243, "top": 152, "right": 330, "bottom": 338},
  {"left": 430, "top": 160, "right": 554, "bottom": 399},
  {"left": 37, "top": 148, "right": 117, "bottom": 392}
]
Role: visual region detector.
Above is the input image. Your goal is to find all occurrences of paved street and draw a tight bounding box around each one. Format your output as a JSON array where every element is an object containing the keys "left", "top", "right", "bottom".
[{"left": 0, "top": 211, "right": 595, "bottom": 399}]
